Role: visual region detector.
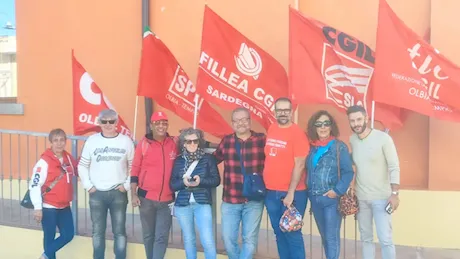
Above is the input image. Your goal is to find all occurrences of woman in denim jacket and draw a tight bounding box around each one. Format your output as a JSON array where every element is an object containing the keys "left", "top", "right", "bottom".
[
  {"left": 306, "top": 110, "right": 354, "bottom": 259},
  {"left": 170, "top": 127, "right": 221, "bottom": 259}
]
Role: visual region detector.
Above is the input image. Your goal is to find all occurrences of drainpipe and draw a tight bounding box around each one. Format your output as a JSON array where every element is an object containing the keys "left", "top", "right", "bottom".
[{"left": 142, "top": 0, "right": 153, "bottom": 134}]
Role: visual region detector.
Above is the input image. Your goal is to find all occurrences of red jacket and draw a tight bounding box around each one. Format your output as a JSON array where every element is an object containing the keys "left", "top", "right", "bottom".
[
  {"left": 38, "top": 149, "right": 77, "bottom": 208},
  {"left": 131, "top": 133, "right": 178, "bottom": 202}
]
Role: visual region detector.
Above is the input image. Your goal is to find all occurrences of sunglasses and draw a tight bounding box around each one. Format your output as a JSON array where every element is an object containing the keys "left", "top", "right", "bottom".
[
  {"left": 100, "top": 119, "right": 116, "bottom": 125},
  {"left": 185, "top": 139, "right": 199, "bottom": 145},
  {"left": 314, "top": 120, "right": 332, "bottom": 128}
]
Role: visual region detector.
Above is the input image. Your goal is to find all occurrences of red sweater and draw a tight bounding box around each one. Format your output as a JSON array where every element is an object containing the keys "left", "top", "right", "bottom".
[{"left": 131, "top": 134, "right": 178, "bottom": 202}]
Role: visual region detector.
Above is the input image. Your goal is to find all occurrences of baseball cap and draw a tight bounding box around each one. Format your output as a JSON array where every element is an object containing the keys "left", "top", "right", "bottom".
[{"left": 151, "top": 111, "right": 168, "bottom": 122}]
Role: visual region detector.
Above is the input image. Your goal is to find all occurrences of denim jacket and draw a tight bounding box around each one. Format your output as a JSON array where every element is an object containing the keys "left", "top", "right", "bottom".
[{"left": 306, "top": 140, "right": 354, "bottom": 196}]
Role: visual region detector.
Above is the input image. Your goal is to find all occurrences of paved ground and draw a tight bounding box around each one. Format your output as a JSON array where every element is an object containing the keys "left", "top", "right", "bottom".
[{"left": 1, "top": 198, "right": 459, "bottom": 259}]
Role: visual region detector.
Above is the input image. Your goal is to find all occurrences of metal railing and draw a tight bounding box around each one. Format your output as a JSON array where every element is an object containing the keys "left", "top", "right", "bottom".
[{"left": 0, "top": 129, "right": 360, "bottom": 258}]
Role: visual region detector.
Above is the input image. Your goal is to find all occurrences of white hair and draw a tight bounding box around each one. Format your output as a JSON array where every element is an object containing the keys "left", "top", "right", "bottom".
[{"left": 98, "top": 109, "right": 118, "bottom": 121}]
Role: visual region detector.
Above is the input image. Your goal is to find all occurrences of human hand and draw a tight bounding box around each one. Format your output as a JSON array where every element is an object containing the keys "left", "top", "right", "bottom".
[
  {"left": 88, "top": 187, "right": 97, "bottom": 194},
  {"left": 33, "top": 210, "right": 43, "bottom": 223},
  {"left": 283, "top": 192, "right": 294, "bottom": 208},
  {"left": 388, "top": 194, "right": 400, "bottom": 211},
  {"left": 323, "top": 190, "right": 337, "bottom": 199},
  {"left": 117, "top": 185, "right": 127, "bottom": 193},
  {"left": 132, "top": 194, "right": 141, "bottom": 207}
]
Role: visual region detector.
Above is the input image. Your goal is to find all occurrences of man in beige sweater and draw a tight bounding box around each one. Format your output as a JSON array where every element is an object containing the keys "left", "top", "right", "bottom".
[{"left": 346, "top": 105, "right": 400, "bottom": 259}]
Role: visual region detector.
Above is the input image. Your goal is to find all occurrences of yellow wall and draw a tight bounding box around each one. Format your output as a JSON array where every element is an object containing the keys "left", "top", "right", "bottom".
[
  {"left": 3, "top": 181, "right": 459, "bottom": 250},
  {"left": 0, "top": 225, "right": 226, "bottom": 259}
]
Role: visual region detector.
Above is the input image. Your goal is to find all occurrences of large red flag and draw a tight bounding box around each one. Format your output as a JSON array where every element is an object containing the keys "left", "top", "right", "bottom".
[
  {"left": 137, "top": 27, "right": 232, "bottom": 138},
  {"left": 373, "top": 0, "right": 460, "bottom": 121},
  {"left": 196, "top": 6, "right": 289, "bottom": 130},
  {"left": 72, "top": 51, "right": 132, "bottom": 137},
  {"left": 289, "top": 7, "right": 404, "bottom": 129}
]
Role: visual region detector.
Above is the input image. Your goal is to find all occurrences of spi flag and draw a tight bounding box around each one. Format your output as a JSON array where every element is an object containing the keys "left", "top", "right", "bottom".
[
  {"left": 373, "top": 0, "right": 460, "bottom": 121},
  {"left": 137, "top": 27, "right": 232, "bottom": 138},
  {"left": 289, "top": 7, "right": 404, "bottom": 129},
  {"left": 72, "top": 51, "right": 132, "bottom": 137},
  {"left": 196, "top": 6, "right": 289, "bottom": 130}
]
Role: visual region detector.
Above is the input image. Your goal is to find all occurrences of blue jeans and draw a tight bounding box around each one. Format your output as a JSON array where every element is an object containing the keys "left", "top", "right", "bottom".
[
  {"left": 357, "top": 199, "right": 395, "bottom": 259},
  {"left": 221, "top": 201, "right": 264, "bottom": 259},
  {"left": 264, "top": 189, "right": 308, "bottom": 259},
  {"left": 42, "top": 207, "right": 75, "bottom": 259},
  {"left": 89, "top": 190, "right": 128, "bottom": 259},
  {"left": 175, "top": 203, "right": 216, "bottom": 259},
  {"left": 310, "top": 194, "right": 342, "bottom": 259}
]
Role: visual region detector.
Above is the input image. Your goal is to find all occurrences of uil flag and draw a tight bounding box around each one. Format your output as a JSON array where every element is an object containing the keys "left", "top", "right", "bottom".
[
  {"left": 289, "top": 7, "right": 404, "bottom": 129},
  {"left": 72, "top": 51, "right": 132, "bottom": 137},
  {"left": 373, "top": 0, "right": 460, "bottom": 121},
  {"left": 137, "top": 27, "right": 232, "bottom": 138},
  {"left": 196, "top": 6, "right": 289, "bottom": 130}
]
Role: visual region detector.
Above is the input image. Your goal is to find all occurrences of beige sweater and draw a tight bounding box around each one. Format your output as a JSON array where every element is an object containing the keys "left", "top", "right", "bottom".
[{"left": 349, "top": 129, "right": 400, "bottom": 200}]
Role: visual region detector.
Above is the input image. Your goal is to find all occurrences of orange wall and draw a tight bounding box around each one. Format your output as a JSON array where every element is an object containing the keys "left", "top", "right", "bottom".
[{"left": 1, "top": 0, "right": 459, "bottom": 190}]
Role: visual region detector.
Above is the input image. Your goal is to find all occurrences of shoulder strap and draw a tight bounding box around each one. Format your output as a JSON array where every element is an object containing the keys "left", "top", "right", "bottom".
[
  {"left": 183, "top": 160, "right": 199, "bottom": 179},
  {"left": 336, "top": 140, "right": 341, "bottom": 179},
  {"left": 234, "top": 135, "right": 246, "bottom": 175},
  {"left": 43, "top": 160, "right": 67, "bottom": 194}
]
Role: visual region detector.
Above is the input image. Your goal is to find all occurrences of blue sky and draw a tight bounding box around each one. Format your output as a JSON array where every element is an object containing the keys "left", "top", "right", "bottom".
[{"left": 0, "top": 0, "right": 15, "bottom": 36}]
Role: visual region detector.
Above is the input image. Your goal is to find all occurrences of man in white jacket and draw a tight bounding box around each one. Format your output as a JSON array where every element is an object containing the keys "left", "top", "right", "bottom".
[{"left": 78, "top": 109, "right": 134, "bottom": 259}]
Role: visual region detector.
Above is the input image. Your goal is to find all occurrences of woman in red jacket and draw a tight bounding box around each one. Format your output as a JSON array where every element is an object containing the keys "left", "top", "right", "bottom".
[{"left": 29, "top": 128, "right": 77, "bottom": 259}]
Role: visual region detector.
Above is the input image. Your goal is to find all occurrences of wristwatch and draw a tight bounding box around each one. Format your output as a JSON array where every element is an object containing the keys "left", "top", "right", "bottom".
[{"left": 391, "top": 191, "right": 399, "bottom": 195}]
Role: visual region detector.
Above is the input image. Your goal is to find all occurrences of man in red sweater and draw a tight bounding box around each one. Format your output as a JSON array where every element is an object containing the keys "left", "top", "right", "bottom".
[{"left": 130, "top": 111, "right": 178, "bottom": 259}]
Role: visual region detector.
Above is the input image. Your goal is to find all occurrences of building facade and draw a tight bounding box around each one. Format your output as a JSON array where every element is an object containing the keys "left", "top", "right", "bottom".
[{"left": 0, "top": 0, "right": 459, "bottom": 250}]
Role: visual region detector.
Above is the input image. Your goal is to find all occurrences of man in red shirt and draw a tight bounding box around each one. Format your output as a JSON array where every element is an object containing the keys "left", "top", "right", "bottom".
[{"left": 263, "top": 97, "right": 310, "bottom": 259}]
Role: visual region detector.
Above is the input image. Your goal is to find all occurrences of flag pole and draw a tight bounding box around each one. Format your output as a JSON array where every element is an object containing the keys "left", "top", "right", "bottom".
[
  {"left": 293, "top": 0, "right": 299, "bottom": 125},
  {"left": 193, "top": 94, "right": 199, "bottom": 129},
  {"left": 132, "top": 95, "right": 139, "bottom": 140},
  {"left": 371, "top": 100, "right": 376, "bottom": 128}
]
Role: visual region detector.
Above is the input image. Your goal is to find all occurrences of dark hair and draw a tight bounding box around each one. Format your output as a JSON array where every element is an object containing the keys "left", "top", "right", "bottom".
[
  {"left": 274, "top": 97, "right": 292, "bottom": 109},
  {"left": 346, "top": 105, "right": 367, "bottom": 116},
  {"left": 48, "top": 128, "right": 67, "bottom": 142},
  {"left": 177, "top": 127, "right": 206, "bottom": 153},
  {"left": 307, "top": 110, "right": 340, "bottom": 142}
]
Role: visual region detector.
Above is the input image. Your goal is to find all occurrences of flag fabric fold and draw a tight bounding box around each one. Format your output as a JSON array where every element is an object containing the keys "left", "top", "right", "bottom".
[
  {"left": 137, "top": 27, "right": 232, "bottom": 138},
  {"left": 195, "top": 6, "right": 289, "bottom": 130},
  {"left": 373, "top": 0, "right": 460, "bottom": 122},
  {"left": 72, "top": 51, "right": 132, "bottom": 137},
  {"left": 289, "top": 7, "right": 404, "bottom": 129}
]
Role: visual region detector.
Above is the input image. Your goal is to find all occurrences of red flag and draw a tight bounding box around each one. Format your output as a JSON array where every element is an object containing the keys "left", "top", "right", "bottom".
[
  {"left": 137, "top": 27, "right": 232, "bottom": 138},
  {"left": 373, "top": 0, "right": 460, "bottom": 121},
  {"left": 196, "top": 6, "right": 289, "bottom": 130},
  {"left": 289, "top": 7, "right": 404, "bottom": 129},
  {"left": 72, "top": 51, "right": 132, "bottom": 137}
]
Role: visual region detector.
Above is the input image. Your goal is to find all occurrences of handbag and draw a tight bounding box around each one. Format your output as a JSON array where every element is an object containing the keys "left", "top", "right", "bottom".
[
  {"left": 336, "top": 141, "right": 359, "bottom": 216},
  {"left": 20, "top": 157, "right": 71, "bottom": 209},
  {"left": 235, "top": 136, "right": 266, "bottom": 201},
  {"left": 279, "top": 205, "right": 303, "bottom": 232}
]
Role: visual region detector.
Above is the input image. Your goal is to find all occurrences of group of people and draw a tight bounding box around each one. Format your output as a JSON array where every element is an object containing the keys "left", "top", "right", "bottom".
[{"left": 28, "top": 97, "right": 400, "bottom": 259}]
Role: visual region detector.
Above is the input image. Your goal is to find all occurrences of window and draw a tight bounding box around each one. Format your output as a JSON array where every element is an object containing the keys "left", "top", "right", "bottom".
[
  {"left": 0, "top": 0, "right": 17, "bottom": 99},
  {"left": 0, "top": 0, "right": 22, "bottom": 114}
]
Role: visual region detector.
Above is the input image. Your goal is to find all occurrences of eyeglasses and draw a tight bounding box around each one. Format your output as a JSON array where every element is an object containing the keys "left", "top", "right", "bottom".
[
  {"left": 100, "top": 119, "right": 116, "bottom": 125},
  {"left": 275, "top": 108, "right": 292, "bottom": 114},
  {"left": 232, "top": 118, "right": 250, "bottom": 124},
  {"left": 153, "top": 120, "right": 168, "bottom": 126},
  {"left": 314, "top": 120, "right": 332, "bottom": 128},
  {"left": 185, "top": 139, "right": 199, "bottom": 145}
]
